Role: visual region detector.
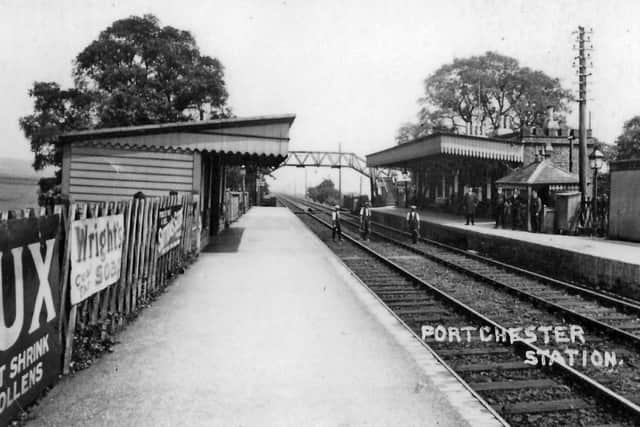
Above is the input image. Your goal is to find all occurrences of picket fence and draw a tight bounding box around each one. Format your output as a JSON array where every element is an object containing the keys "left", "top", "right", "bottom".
[{"left": 1, "top": 194, "right": 201, "bottom": 374}]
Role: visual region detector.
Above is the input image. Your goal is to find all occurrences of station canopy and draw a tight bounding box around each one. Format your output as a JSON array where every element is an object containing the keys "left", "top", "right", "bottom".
[
  {"left": 61, "top": 114, "right": 296, "bottom": 167},
  {"left": 366, "top": 133, "right": 523, "bottom": 168}
]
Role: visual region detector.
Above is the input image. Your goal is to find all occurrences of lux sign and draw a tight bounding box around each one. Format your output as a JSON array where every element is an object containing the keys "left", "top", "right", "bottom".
[{"left": 0, "top": 239, "right": 57, "bottom": 351}]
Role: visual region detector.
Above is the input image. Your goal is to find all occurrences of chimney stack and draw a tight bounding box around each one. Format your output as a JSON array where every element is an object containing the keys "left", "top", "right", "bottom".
[{"left": 545, "top": 106, "right": 560, "bottom": 135}]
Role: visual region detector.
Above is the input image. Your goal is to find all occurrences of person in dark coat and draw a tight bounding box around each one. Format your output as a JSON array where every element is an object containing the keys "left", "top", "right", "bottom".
[
  {"left": 494, "top": 188, "right": 506, "bottom": 228},
  {"left": 531, "top": 190, "right": 543, "bottom": 232},
  {"left": 406, "top": 205, "right": 420, "bottom": 243},
  {"left": 331, "top": 205, "right": 343, "bottom": 242},
  {"left": 463, "top": 188, "right": 478, "bottom": 225},
  {"left": 510, "top": 190, "right": 520, "bottom": 230}
]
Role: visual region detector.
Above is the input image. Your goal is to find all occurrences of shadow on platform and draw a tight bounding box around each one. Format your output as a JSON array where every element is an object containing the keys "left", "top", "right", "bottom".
[{"left": 202, "top": 227, "right": 245, "bottom": 253}]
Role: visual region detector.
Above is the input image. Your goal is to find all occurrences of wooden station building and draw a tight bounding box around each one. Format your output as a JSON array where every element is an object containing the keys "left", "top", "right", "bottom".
[
  {"left": 366, "top": 122, "right": 594, "bottom": 218},
  {"left": 60, "top": 114, "right": 295, "bottom": 242}
]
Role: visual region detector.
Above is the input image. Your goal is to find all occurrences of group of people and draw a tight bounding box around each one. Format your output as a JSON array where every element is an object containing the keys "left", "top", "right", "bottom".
[
  {"left": 331, "top": 202, "right": 422, "bottom": 244},
  {"left": 330, "top": 187, "right": 547, "bottom": 243},
  {"left": 331, "top": 201, "right": 374, "bottom": 242},
  {"left": 462, "top": 187, "right": 545, "bottom": 232},
  {"left": 494, "top": 188, "right": 544, "bottom": 232}
]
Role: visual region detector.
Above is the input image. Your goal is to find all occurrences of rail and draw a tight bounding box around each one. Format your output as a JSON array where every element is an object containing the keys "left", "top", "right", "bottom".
[{"left": 281, "top": 194, "right": 640, "bottom": 423}]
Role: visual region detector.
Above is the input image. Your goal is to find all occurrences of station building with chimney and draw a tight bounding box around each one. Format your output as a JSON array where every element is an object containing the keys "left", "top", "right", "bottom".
[{"left": 366, "top": 110, "right": 594, "bottom": 223}]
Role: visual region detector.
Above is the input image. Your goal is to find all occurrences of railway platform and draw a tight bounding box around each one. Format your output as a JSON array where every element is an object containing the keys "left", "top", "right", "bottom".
[
  {"left": 372, "top": 206, "right": 640, "bottom": 299},
  {"left": 28, "top": 207, "right": 502, "bottom": 426}
]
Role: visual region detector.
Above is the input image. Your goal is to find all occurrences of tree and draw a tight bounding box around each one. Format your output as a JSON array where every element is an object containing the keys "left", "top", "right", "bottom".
[
  {"left": 614, "top": 116, "right": 640, "bottom": 160},
  {"left": 412, "top": 51, "right": 572, "bottom": 136},
  {"left": 18, "top": 82, "right": 93, "bottom": 171},
  {"left": 307, "top": 179, "right": 340, "bottom": 205},
  {"left": 20, "top": 14, "right": 231, "bottom": 173},
  {"left": 396, "top": 122, "right": 425, "bottom": 145},
  {"left": 395, "top": 111, "right": 455, "bottom": 144}
]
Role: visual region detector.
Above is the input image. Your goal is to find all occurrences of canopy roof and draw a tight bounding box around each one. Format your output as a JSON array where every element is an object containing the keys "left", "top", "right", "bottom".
[
  {"left": 61, "top": 114, "right": 296, "bottom": 165},
  {"left": 495, "top": 159, "right": 579, "bottom": 186},
  {"left": 366, "top": 133, "right": 523, "bottom": 168}
]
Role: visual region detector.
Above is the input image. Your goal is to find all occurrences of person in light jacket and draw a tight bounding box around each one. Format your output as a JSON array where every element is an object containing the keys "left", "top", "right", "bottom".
[
  {"left": 360, "top": 201, "right": 372, "bottom": 241},
  {"left": 331, "top": 205, "right": 343, "bottom": 242}
]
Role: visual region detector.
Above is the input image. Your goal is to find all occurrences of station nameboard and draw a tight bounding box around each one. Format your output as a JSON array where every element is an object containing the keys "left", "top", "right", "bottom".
[
  {"left": 70, "top": 215, "right": 124, "bottom": 305},
  {"left": 0, "top": 215, "right": 62, "bottom": 425}
]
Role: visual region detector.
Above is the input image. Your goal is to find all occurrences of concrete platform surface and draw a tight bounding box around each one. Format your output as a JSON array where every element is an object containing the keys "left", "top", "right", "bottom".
[
  {"left": 376, "top": 206, "right": 640, "bottom": 266},
  {"left": 28, "top": 207, "right": 500, "bottom": 427}
]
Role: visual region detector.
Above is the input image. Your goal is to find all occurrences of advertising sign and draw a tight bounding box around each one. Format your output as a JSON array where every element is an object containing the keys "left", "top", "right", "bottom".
[
  {"left": 0, "top": 215, "right": 62, "bottom": 424},
  {"left": 158, "top": 207, "right": 183, "bottom": 256},
  {"left": 70, "top": 215, "right": 124, "bottom": 305}
]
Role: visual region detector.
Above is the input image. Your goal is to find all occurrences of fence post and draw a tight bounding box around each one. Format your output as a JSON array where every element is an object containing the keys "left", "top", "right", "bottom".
[{"left": 62, "top": 203, "right": 86, "bottom": 374}]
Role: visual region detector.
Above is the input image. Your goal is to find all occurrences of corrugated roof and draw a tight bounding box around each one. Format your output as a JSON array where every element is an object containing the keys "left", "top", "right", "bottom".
[
  {"left": 366, "top": 133, "right": 523, "bottom": 167},
  {"left": 495, "top": 159, "right": 578, "bottom": 186},
  {"left": 60, "top": 114, "right": 296, "bottom": 142},
  {"left": 60, "top": 114, "right": 296, "bottom": 160}
]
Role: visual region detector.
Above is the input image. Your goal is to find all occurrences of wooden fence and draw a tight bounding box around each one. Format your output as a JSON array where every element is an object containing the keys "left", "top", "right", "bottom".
[
  {"left": 62, "top": 194, "right": 200, "bottom": 372},
  {"left": 0, "top": 194, "right": 201, "bottom": 374}
]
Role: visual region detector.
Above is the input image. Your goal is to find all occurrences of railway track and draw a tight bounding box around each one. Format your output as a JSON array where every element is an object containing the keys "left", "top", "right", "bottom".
[
  {"left": 293, "top": 197, "right": 640, "bottom": 340},
  {"left": 291, "top": 197, "right": 640, "bottom": 343},
  {"left": 278, "top": 195, "right": 640, "bottom": 426}
]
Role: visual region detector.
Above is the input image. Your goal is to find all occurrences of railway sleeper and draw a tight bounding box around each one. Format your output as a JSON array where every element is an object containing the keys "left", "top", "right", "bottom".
[
  {"left": 392, "top": 306, "right": 451, "bottom": 316},
  {"left": 386, "top": 301, "right": 438, "bottom": 308},
  {"left": 500, "top": 398, "right": 592, "bottom": 414},
  {"left": 368, "top": 287, "right": 420, "bottom": 295},
  {"left": 454, "top": 361, "right": 534, "bottom": 373},
  {"left": 404, "top": 315, "right": 463, "bottom": 325},
  {"left": 590, "top": 313, "right": 633, "bottom": 321},
  {"left": 375, "top": 293, "right": 432, "bottom": 300},
  {"left": 469, "top": 378, "right": 559, "bottom": 391},
  {"left": 437, "top": 347, "right": 511, "bottom": 356},
  {"left": 373, "top": 289, "right": 430, "bottom": 296}
]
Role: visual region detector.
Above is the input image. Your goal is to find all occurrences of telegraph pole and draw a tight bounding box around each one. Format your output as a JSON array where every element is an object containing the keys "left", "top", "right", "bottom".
[{"left": 573, "top": 26, "right": 593, "bottom": 207}]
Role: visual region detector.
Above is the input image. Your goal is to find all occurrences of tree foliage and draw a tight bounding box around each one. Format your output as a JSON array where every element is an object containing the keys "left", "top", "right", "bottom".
[
  {"left": 18, "top": 82, "right": 93, "bottom": 170},
  {"left": 307, "top": 179, "right": 340, "bottom": 205},
  {"left": 614, "top": 116, "right": 640, "bottom": 160},
  {"left": 20, "top": 14, "right": 231, "bottom": 171},
  {"left": 397, "top": 51, "right": 573, "bottom": 143}
]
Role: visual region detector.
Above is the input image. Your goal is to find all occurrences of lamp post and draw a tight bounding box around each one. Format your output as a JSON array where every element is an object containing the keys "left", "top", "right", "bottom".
[{"left": 588, "top": 146, "right": 604, "bottom": 232}]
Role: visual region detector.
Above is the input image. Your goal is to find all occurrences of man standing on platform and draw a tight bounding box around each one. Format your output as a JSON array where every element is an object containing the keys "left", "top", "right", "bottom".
[
  {"left": 332, "top": 205, "right": 343, "bottom": 242},
  {"left": 531, "top": 190, "right": 543, "bottom": 233},
  {"left": 360, "top": 201, "right": 372, "bottom": 241},
  {"left": 495, "top": 188, "right": 505, "bottom": 228},
  {"left": 510, "top": 190, "right": 520, "bottom": 229},
  {"left": 463, "top": 188, "right": 478, "bottom": 226},
  {"left": 406, "top": 205, "right": 420, "bottom": 243}
]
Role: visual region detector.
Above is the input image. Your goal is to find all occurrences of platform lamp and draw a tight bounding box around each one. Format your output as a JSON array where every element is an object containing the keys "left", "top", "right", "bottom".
[{"left": 588, "top": 146, "right": 604, "bottom": 230}]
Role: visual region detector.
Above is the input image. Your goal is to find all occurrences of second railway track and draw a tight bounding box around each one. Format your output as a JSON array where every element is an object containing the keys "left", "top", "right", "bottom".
[{"left": 278, "top": 195, "right": 640, "bottom": 426}]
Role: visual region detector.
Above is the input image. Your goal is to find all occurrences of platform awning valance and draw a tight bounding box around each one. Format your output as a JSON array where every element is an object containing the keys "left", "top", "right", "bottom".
[
  {"left": 366, "top": 133, "right": 523, "bottom": 168},
  {"left": 60, "top": 115, "right": 296, "bottom": 161}
]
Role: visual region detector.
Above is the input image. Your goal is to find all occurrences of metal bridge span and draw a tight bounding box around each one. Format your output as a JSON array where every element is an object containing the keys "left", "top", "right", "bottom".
[{"left": 279, "top": 150, "right": 390, "bottom": 179}]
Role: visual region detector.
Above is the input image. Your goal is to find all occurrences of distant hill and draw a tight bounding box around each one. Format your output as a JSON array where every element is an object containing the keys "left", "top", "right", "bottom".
[{"left": 0, "top": 157, "right": 53, "bottom": 182}]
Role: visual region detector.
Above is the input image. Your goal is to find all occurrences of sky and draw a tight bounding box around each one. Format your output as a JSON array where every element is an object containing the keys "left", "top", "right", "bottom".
[{"left": 1, "top": 0, "right": 639, "bottom": 194}]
